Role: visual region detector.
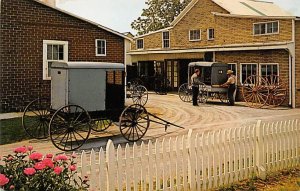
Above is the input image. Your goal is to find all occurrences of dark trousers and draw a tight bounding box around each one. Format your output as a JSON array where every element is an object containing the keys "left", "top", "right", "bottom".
[
  {"left": 228, "top": 84, "right": 236, "bottom": 106},
  {"left": 192, "top": 86, "right": 199, "bottom": 105}
]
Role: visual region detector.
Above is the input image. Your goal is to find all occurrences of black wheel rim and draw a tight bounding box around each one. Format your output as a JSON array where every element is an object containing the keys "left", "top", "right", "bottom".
[
  {"left": 119, "top": 104, "right": 149, "bottom": 142},
  {"left": 132, "top": 85, "right": 148, "bottom": 106},
  {"left": 49, "top": 105, "right": 91, "bottom": 151},
  {"left": 91, "top": 118, "right": 112, "bottom": 132},
  {"left": 22, "top": 98, "right": 51, "bottom": 139}
]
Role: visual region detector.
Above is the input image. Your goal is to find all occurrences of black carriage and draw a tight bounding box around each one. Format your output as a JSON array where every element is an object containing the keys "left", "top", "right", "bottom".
[
  {"left": 22, "top": 62, "right": 183, "bottom": 151},
  {"left": 178, "top": 62, "right": 231, "bottom": 103}
]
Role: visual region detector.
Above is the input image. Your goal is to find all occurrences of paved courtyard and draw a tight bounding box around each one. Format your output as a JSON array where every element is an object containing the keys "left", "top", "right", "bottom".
[{"left": 1, "top": 93, "right": 299, "bottom": 156}]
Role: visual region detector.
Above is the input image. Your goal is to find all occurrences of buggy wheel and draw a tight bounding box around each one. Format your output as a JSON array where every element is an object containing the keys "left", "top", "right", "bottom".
[
  {"left": 132, "top": 85, "right": 148, "bottom": 106},
  {"left": 242, "top": 75, "right": 269, "bottom": 109},
  {"left": 91, "top": 118, "right": 112, "bottom": 132},
  {"left": 49, "top": 105, "right": 91, "bottom": 151},
  {"left": 218, "top": 92, "right": 229, "bottom": 104},
  {"left": 198, "top": 83, "right": 208, "bottom": 104},
  {"left": 265, "top": 75, "right": 287, "bottom": 107},
  {"left": 22, "top": 98, "right": 51, "bottom": 139},
  {"left": 119, "top": 104, "right": 150, "bottom": 142},
  {"left": 178, "top": 83, "right": 192, "bottom": 102}
]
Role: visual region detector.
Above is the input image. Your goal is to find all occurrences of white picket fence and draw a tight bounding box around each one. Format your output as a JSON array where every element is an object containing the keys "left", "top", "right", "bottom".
[{"left": 75, "top": 119, "right": 300, "bottom": 191}]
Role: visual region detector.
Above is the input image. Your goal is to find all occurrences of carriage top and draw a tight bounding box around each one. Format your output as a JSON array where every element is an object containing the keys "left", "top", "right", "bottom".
[
  {"left": 188, "top": 62, "right": 226, "bottom": 67},
  {"left": 51, "top": 62, "right": 125, "bottom": 112}
]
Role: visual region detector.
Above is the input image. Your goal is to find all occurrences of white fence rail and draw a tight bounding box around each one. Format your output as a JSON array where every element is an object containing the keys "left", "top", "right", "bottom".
[{"left": 76, "top": 119, "right": 300, "bottom": 191}]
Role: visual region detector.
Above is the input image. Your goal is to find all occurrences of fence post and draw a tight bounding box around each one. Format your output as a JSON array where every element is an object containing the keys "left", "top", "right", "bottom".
[
  {"left": 106, "top": 139, "right": 116, "bottom": 191},
  {"left": 255, "top": 120, "right": 266, "bottom": 180}
]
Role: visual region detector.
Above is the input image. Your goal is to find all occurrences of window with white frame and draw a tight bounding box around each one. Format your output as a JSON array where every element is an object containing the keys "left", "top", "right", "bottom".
[
  {"left": 162, "top": 31, "right": 170, "bottom": 48},
  {"left": 240, "top": 63, "right": 257, "bottom": 84},
  {"left": 207, "top": 28, "right": 214, "bottom": 40},
  {"left": 254, "top": 21, "right": 279, "bottom": 35},
  {"left": 136, "top": 39, "right": 144, "bottom": 49},
  {"left": 43, "top": 40, "right": 68, "bottom": 80},
  {"left": 189, "top": 29, "right": 201, "bottom": 41},
  {"left": 96, "top": 39, "right": 106, "bottom": 56},
  {"left": 260, "top": 63, "right": 279, "bottom": 83}
]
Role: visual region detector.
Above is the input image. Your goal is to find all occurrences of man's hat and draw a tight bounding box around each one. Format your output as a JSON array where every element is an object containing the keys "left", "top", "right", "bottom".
[
  {"left": 195, "top": 69, "right": 200, "bottom": 73},
  {"left": 227, "top": 70, "right": 233, "bottom": 75}
]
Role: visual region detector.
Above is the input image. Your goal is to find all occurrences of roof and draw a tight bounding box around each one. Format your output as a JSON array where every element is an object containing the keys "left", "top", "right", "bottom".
[
  {"left": 212, "top": 0, "right": 293, "bottom": 17},
  {"left": 33, "top": 0, "right": 132, "bottom": 41},
  {"left": 51, "top": 62, "right": 125, "bottom": 70},
  {"left": 136, "top": 0, "right": 293, "bottom": 38}
]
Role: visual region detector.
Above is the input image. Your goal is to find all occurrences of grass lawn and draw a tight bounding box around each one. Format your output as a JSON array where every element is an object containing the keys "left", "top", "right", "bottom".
[{"left": 0, "top": 118, "right": 29, "bottom": 145}]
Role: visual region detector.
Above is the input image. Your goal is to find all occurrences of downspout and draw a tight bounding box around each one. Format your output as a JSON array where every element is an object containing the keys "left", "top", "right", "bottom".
[
  {"left": 124, "top": 39, "right": 127, "bottom": 101},
  {"left": 288, "top": 19, "right": 296, "bottom": 108}
]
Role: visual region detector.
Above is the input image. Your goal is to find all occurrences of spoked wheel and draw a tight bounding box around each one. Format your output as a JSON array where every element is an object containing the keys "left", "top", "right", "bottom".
[
  {"left": 218, "top": 92, "right": 229, "bottom": 104},
  {"left": 22, "top": 98, "right": 51, "bottom": 139},
  {"left": 132, "top": 85, "right": 148, "bottom": 106},
  {"left": 265, "top": 75, "right": 287, "bottom": 107},
  {"left": 91, "top": 118, "right": 112, "bottom": 132},
  {"left": 49, "top": 105, "right": 91, "bottom": 151},
  {"left": 119, "top": 104, "right": 150, "bottom": 142},
  {"left": 198, "top": 83, "right": 208, "bottom": 104},
  {"left": 178, "top": 83, "right": 192, "bottom": 102},
  {"left": 242, "top": 75, "right": 269, "bottom": 109}
]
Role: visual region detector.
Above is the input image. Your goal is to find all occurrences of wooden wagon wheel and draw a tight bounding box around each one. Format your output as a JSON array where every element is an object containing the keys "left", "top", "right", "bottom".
[
  {"left": 198, "top": 82, "right": 208, "bottom": 104},
  {"left": 242, "top": 75, "right": 269, "bottom": 109},
  {"left": 91, "top": 118, "right": 112, "bottom": 132},
  {"left": 178, "top": 83, "right": 192, "bottom": 102},
  {"left": 22, "top": 98, "right": 51, "bottom": 139},
  {"left": 265, "top": 75, "right": 287, "bottom": 107},
  {"left": 119, "top": 104, "right": 150, "bottom": 142},
  {"left": 49, "top": 105, "right": 91, "bottom": 151},
  {"left": 132, "top": 85, "right": 148, "bottom": 106}
]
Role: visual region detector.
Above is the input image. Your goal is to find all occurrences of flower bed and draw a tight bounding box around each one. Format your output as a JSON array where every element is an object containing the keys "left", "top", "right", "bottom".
[{"left": 0, "top": 146, "right": 89, "bottom": 191}]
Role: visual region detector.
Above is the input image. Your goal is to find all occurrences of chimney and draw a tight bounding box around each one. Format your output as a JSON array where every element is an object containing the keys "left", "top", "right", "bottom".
[{"left": 40, "top": 0, "right": 56, "bottom": 7}]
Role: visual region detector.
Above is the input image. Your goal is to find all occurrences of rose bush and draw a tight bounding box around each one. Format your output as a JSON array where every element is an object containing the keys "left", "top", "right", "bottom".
[{"left": 0, "top": 146, "right": 89, "bottom": 191}]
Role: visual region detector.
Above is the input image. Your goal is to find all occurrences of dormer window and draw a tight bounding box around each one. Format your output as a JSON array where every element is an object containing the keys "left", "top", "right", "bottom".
[
  {"left": 189, "top": 30, "right": 201, "bottom": 41},
  {"left": 254, "top": 21, "right": 279, "bottom": 35},
  {"left": 136, "top": 39, "right": 144, "bottom": 49},
  {"left": 207, "top": 28, "right": 214, "bottom": 40},
  {"left": 162, "top": 31, "right": 170, "bottom": 48}
]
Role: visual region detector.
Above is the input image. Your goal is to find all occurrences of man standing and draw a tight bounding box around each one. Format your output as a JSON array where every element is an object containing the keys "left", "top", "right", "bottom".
[
  {"left": 191, "top": 69, "right": 201, "bottom": 106},
  {"left": 221, "top": 70, "right": 236, "bottom": 106}
]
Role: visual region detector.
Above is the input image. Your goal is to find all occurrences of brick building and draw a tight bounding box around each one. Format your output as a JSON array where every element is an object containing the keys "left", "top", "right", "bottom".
[
  {"left": 129, "top": 0, "right": 300, "bottom": 108},
  {"left": 0, "top": 0, "right": 131, "bottom": 112}
]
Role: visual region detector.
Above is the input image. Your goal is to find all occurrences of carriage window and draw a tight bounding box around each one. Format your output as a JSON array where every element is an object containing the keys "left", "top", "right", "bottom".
[
  {"left": 162, "top": 31, "right": 170, "bottom": 48},
  {"left": 107, "top": 71, "right": 123, "bottom": 85},
  {"left": 43, "top": 40, "right": 68, "bottom": 80},
  {"left": 241, "top": 64, "right": 257, "bottom": 84},
  {"left": 96, "top": 39, "right": 106, "bottom": 56},
  {"left": 260, "top": 64, "right": 279, "bottom": 83}
]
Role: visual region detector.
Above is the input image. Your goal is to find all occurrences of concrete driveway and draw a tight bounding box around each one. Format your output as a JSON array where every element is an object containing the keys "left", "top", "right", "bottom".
[{"left": 1, "top": 93, "right": 299, "bottom": 156}]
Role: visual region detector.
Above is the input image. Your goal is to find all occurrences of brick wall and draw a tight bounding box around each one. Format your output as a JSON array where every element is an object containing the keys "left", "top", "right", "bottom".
[
  {"left": 131, "top": 0, "right": 293, "bottom": 51},
  {"left": 295, "top": 20, "right": 300, "bottom": 107},
  {"left": 215, "top": 49, "right": 290, "bottom": 106},
  {"left": 0, "top": 0, "right": 125, "bottom": 112}
]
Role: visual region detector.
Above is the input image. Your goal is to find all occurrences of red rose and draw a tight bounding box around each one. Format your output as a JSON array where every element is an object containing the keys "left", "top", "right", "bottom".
[
  {"left": 0, "top": 174, "right": 9, "bottom": 186},
  {"left": 53, "top": 166, "right": 62, "bottom": 175},
  {"left": 24, "top": 168, "right": 36, "bottom": 176},
  {"left": 69, "top": 165, "right": 76, "bottom": 171},
  {"left": 46, "top": 153, "right": 53, "bottom": 158},
  {"left": 29, "top": 152, "right": 43, "bottom": 160},
  {"left": 14, "top": 146, "right": 27, "bottom": 153},
  {"left": 54, "top": 154, "right": 68, "bottom": 161},
  {"left": 34, "top": 162, "right": 46, "bottom": 170},
  {"left": 42, "top": 158, "right": 54, "bottom": 168}
]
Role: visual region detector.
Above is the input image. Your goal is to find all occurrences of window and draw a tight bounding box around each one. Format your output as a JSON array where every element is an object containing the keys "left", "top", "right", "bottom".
[
  {"left": 228, "top": 63, "right": 237, "bottom": 75},
  {"left": 43, "top": 40, "right": 68, "bottom": 80},
  {"left": 240, "top": 64, "right": 257, "bottom": 84},
  {"left": 260, "top": 63, "right": 279, "bottom": 83},
  {"left": 96, "top": 39, "right": 106, "bottom": 56},
  {"left": 189, "top": 29, "right": 201, "bottom": 41},
  {"left": 254, "top": 21, "right": 279, "bottom": 35},
  {"left": 136, "top": 39, "right": 144, "bottom": 49},
  {"left": 207, "top": 28, "right": 214, "bottom": 40},
  {"left": 162, "top": 31, "right": 170, "bottom": 48}
]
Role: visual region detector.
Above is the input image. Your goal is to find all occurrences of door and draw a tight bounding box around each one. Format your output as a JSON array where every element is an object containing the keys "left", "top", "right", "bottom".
[{"left": 166, "top": 60, "right": 179, "bottom": 91}]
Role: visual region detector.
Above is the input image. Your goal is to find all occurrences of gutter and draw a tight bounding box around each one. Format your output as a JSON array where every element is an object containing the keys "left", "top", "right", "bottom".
[
  {"left": 212, "top": 12, "right": 296, "bottom": 20},
  {"left": 128, "top": 42, "right": 293, "bottom": 55}
]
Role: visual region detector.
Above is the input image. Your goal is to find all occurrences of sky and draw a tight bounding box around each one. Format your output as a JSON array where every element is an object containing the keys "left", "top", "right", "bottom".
[{"left": 57, "top": 0, "right": 300, "bottom": 35}]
